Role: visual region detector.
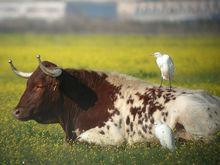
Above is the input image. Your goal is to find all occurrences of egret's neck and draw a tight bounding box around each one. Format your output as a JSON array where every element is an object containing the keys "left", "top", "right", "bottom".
[{"left": 155, "top": 55, "right": 162, "bottom": 58}]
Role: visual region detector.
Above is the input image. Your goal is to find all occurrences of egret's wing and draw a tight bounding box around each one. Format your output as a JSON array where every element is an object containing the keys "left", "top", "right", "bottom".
[
  {"left": 165, "top": 56, "right": 174, "bottom": 69},
  {"left": 168, "top": 57, "right": 174, "bottom": 69},
  {"left": 164, "top": 127, "right": 175, "bottom": 150},
  {"left": 155, "top": 122, "right": 175, "bottom": 151},
  {"left": 156, "top": 58, "right": 163, "bottom": 69},
  {"left": 164, "top": 55, "right": 174, "bottom": 78}
]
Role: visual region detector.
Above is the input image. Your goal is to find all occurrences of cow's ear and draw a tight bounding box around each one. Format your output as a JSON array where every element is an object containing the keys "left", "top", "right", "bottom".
[{"left": 58, "top": 71, "right": 97, "bottom": 110}]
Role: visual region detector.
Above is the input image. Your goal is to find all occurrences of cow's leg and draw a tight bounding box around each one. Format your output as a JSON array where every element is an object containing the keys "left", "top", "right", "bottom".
[
  {"left": 167, "top": 108, "right": 193, "bottom": 140},
  {"left": 77, "top": 124, "right": 124, "bottom": 145},
  {"left": 170, "top": 94, "right": 220, "bottom": 140}
]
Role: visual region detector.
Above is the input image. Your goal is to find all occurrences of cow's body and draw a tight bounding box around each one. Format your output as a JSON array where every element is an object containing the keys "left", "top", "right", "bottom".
[
  {"left": 11, "top": 61, "right": 220, "bottom": 145},
  {"left": 72, "top": 71, "right": 220, "bottom": 145}
]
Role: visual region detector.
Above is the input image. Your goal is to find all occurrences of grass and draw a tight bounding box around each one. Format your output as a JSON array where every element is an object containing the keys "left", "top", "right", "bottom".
[{"left": 0, "top": 33, "right": 220, "bottom": 164}]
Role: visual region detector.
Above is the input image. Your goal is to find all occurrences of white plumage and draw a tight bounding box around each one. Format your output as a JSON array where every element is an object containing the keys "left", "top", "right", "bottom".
[
  {"left": 153, "top": 52, "right": 174, "bottom": 89},
  {"left": 154, "top": 120, "right": 175, "bottom": 151}
]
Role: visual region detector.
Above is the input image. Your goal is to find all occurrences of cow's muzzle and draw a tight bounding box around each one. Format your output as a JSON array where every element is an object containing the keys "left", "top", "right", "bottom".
[{"left": 13, "top": 108, "right": 31, "bottom": 121}]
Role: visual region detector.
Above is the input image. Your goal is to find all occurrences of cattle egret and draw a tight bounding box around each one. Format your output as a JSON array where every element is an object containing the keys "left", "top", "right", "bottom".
[
  {"left": 152, "top": 52, "right": 174, "bottom": 89},
  {"left": 154, "top": 120, "right": 175, "bottom": 151}
]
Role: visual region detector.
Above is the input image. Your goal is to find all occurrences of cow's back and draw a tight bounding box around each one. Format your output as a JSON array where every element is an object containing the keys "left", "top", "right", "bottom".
[{"left": 105, "top": 72, "right": 220, "bottom": 141}]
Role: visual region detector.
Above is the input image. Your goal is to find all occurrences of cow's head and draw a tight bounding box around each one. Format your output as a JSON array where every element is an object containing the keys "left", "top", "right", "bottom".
[
  {"left": 9, "top": 55, "right": 97, "bottom": 124},
  {"left": 9, "top": 55, "right": 63, "bottom": 124}
]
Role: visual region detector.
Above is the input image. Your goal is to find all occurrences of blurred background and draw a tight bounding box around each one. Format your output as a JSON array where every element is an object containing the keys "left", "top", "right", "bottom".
[{"left": 0, "top": 0, "right": 220, "bottom": 34}]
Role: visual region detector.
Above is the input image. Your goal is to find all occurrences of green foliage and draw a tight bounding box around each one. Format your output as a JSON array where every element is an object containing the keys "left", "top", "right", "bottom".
[{"left": 0, "top": 34, "right": 220, "bottom": 164}]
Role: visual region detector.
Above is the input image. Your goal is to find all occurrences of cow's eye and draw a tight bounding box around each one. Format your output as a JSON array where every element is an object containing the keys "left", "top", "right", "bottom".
[{"left": 36, "top": 85, "right": 44, "bottom": 88}]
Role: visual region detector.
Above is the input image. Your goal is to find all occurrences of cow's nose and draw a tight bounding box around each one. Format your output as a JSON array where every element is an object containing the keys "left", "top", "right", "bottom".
[
  {"left": 12, "top": 108, "right": 30, "bottom": 121},
  {"left": 13, "top": 108, "right": 21, "bottom": 117}
]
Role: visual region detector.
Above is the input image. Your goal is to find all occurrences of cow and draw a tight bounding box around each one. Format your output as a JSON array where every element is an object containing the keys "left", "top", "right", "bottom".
[{"left": 8, "top": 56, "right": 220, "bottom": 146}]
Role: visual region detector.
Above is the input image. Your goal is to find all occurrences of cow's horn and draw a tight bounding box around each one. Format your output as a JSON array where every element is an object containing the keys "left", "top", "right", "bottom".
[
  {"left": 36, "top": 55, "right": 62, "bottom": 77},
  {"left": 8, "top": 59, "right": 32, "bottom": 78}
]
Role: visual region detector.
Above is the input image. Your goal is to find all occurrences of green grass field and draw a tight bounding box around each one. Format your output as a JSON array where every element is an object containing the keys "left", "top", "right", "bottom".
[{"left": 0, "top": 34, "right": 220, "bottom": 164}]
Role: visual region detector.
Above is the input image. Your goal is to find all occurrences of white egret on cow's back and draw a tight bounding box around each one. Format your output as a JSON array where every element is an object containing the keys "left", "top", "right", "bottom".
[
  {"left": 154, "top": 120, "right": 175, "bottom": 151},
  {"left": 152, "top": 52, "right": 174, "bottom": 89}
]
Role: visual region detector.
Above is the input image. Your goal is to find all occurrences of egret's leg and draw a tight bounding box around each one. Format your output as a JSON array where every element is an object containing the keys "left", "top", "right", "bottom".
[
  {"left": 159, "top": 77, "right": 163, "bottom": 88},
  {"left": 169, "top": 80, "right": 172, "bottom": 90},
  {"left": 169, "top": 74, "right": 172, "bottom": 90}
]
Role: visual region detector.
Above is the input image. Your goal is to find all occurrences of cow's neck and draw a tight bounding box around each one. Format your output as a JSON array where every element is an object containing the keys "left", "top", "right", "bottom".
[
  {"left": 65, "top": 69, "right": 108, "bottom": 90},
  {"left": 58, "top": 69, "right": 108, "bottom": 141},
  {"left": 58, "top": 95, "right": 81, "bottom": 141}
]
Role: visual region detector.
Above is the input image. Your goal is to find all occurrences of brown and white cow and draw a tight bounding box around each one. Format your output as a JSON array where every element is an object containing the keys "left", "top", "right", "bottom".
[{"left": 9, "top": 56, "right": 220, "bottom": 145}]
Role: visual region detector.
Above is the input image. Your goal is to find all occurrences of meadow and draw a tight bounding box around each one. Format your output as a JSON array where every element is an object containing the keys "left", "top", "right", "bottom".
[{"left": 0, "top": 33, "right": 220, "bottom": 164}]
